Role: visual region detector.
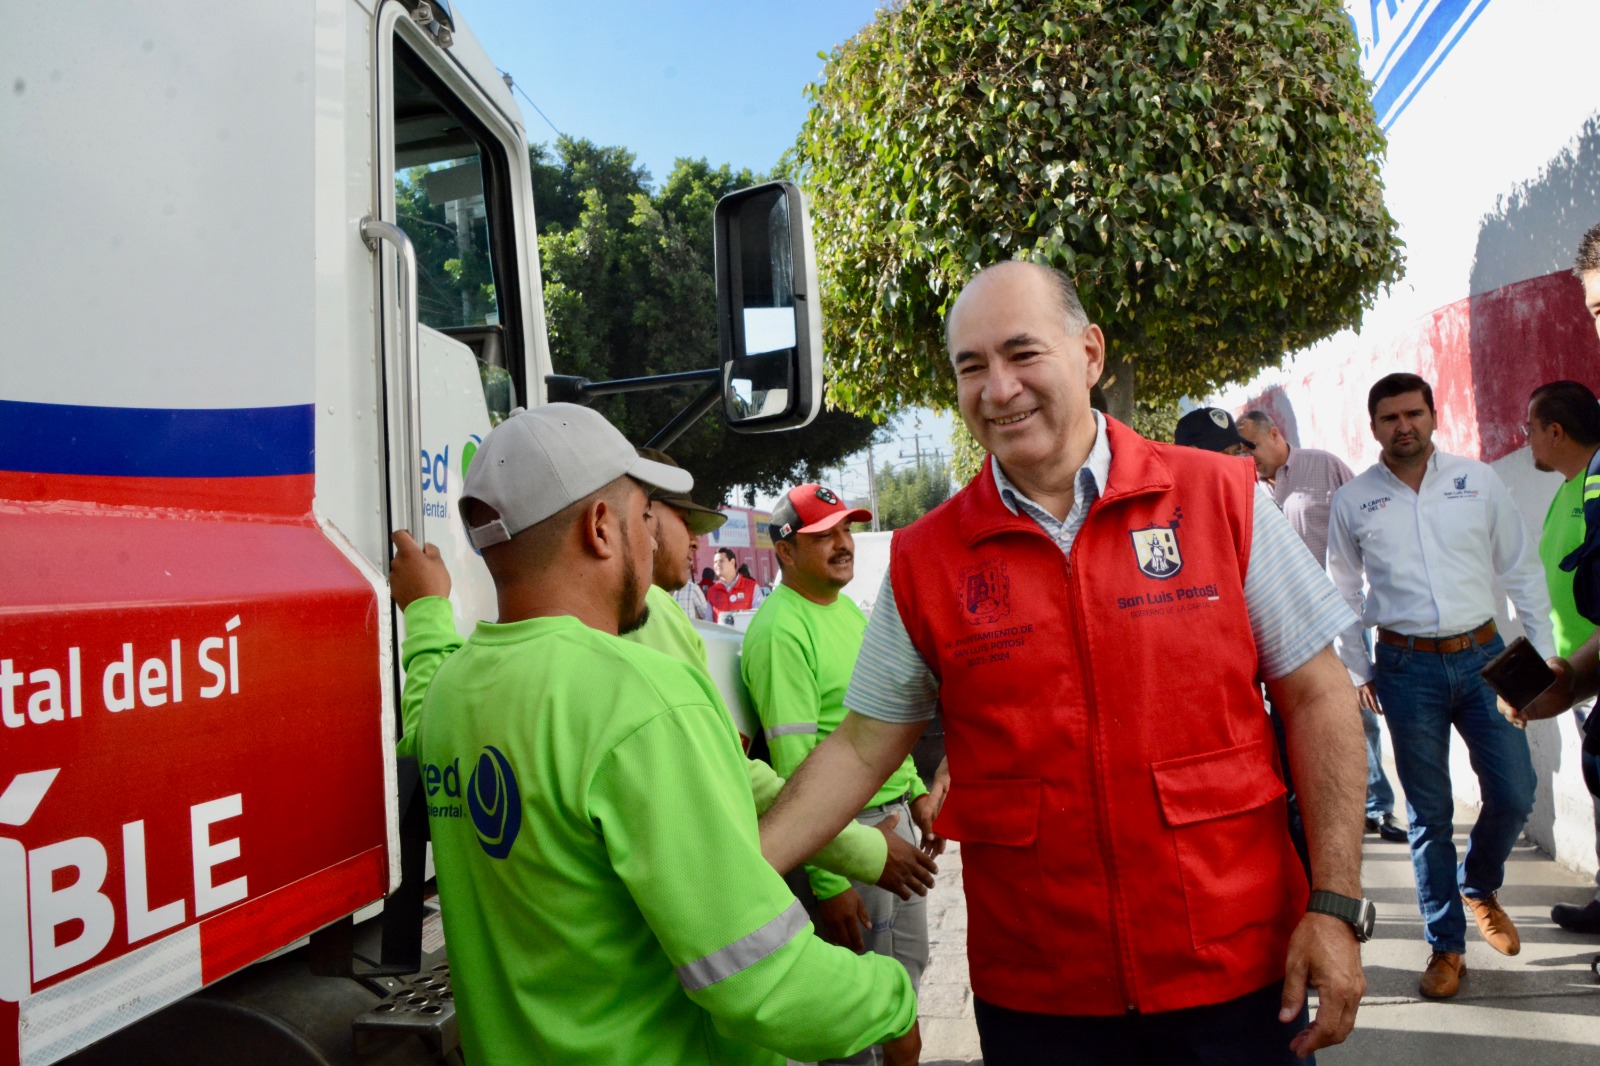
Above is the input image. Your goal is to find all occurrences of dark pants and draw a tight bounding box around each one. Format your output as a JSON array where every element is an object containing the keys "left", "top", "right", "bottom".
[
  {"left": 1269, "top": 703, "right": 1313, "bottom": 881},
  {"left": 974, "top": 982, "right": 1311, "bottom": 1066}
]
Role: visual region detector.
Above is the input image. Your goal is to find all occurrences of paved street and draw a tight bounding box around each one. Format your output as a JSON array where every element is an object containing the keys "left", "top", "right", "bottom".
[{"left": 917, "top": 811, "right": 1600, "bottom": 1065}]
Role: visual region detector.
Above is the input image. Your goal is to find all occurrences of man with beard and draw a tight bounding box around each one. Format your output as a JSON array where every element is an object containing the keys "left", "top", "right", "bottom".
[
  {"left": 1326, "top": 374, "right": 1551, "bottom": 998},
  {"left": 413, "top": 405, "right": 919, "bottom": 1065},
  {"left": 633, "top": 445, "right": 721, "bottom": 622},
  {"left": 392, "top": 450, "right": 937, "bottom": 902},
  {"left": 743, "top": 484, "right": 935, "bottom": 1066}
]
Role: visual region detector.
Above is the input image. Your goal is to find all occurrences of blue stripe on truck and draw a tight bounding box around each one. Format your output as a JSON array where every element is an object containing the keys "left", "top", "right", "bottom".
[{"left": 0, "top": 399, "right": 315, "bottom": 477}]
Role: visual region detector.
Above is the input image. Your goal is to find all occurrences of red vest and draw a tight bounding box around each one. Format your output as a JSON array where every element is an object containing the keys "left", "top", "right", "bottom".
[
  {"left": 893, "top": 419, "right": 1306, "bottom": 1015},
  {"left": 706, "top": 574, "right": 759, "bottom": 617}
]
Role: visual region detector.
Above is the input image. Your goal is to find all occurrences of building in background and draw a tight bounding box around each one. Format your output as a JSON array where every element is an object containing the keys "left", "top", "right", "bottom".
[
  {"left": 1212, "top": 0, "right": 1600, "bottom": 880},
  {"left": 695, "top": 506, "right": 778, "bottom": 589}
]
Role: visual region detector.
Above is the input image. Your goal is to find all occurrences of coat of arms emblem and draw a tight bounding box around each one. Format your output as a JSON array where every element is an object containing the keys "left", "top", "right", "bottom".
[
  {"left": 1131, "top": 526, "right": 1183, "bottom": 580},
  {"left": 960, "top": 561, "right": 1010, "bottom": 624}
]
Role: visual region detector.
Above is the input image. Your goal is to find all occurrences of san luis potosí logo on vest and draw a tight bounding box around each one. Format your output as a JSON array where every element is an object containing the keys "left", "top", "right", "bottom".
[{"left": 1118, "top": 508, "right": 1221, "bottom": 613}]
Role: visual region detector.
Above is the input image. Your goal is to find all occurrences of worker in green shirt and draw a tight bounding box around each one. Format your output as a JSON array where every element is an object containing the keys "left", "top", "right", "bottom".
[
  {"left": 391, "top": 455, "right": 937, "bottom": 905},
  {"left": 743, "top": 483, "right": 935, "bottom": 1066},
  {"left": 401, "top": 404, "right": 920, "bottom": 1065},
  {"left": 1525, "top": 381, "right": 1600, "bottom": 934}
]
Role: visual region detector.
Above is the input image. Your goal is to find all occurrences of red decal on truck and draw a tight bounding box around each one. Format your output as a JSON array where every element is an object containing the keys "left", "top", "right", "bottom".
[{"left": 0, "top": 502, "right": 387, "bottom": 1002}]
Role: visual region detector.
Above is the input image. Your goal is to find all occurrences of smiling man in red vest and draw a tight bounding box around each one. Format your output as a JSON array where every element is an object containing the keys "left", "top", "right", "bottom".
[{"left": 760, "top": 261, "right": 1370, "bottom": 1065}]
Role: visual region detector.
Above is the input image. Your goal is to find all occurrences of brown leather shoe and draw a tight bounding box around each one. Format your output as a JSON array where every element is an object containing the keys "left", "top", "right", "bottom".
[
  {"left": 1463, "top": 893, "right": 1521, "bottom": 955},
  {"left": 1419, "top": 951, "right": 1465, "bottom": 998}
]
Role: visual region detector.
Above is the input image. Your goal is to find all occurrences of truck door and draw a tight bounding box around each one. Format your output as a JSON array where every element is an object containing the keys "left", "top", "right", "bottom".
[{"left": 369, "top": 8, "right": 547, "bottom": 634}]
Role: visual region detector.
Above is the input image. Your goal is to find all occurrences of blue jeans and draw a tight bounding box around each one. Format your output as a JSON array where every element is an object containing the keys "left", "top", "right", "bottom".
[
  {"left": 1373, "top": 633, "right": 1535, "bottom": 954},
  {"left": 1362, "top": 703, "right": 1397, "bottom": 818}
]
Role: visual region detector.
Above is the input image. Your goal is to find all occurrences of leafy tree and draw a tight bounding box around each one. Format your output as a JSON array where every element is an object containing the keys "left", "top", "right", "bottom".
[
  {"left": 530, "top": 138, "right": 880, "bottom": 506},
  {"left": 395, "top": 171, "right": 497, "bottom": 328},
  {"left": 949, "top": 423, "right": 986, "bottom": 488},
  {"left": 874, "top": 458, "right": 955, "bottom": 529},
  {"left": 792, "top": 0, "right": 1405, "bottom": 422}
]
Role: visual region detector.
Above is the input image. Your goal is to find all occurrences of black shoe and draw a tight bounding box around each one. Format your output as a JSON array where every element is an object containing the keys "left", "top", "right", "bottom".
[
  {"left": 1365, "top": 813, "right": 1408, "bottom": 842},
  {"left": 1551, "top": 899, "right": 1600, "bottom": 934}
]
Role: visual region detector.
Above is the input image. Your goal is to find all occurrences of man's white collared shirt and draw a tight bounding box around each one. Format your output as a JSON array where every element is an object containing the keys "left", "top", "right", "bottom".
[{"left": 1326, "top": 448, "right": 1552, "bottom": 682}]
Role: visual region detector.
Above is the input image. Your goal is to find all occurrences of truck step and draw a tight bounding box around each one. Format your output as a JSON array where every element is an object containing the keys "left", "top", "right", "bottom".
[{"left": 352, "top": 963, "right": 458, "bottom": 1058}]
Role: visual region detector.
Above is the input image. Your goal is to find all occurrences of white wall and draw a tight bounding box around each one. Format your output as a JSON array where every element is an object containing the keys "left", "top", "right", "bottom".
[{"left": 1209, "top": 0, "right": 1600, "bottom": 878}]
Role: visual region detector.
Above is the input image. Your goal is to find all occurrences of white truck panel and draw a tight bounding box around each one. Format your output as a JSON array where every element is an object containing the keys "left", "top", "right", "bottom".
[{"left": 1, "top": 4, "right": 320, "bottom": 409}]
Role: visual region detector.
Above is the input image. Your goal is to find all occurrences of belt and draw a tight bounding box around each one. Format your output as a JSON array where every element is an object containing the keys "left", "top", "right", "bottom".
[
  {"left": 860, "top": 791, "right": 912, "bottom": 816},
  {"left": 1376, "top": 621, "right": 1496, "bottom": 654}
]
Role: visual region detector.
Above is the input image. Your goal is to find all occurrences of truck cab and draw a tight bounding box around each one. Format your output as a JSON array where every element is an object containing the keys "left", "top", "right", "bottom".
[{"left": 0, "top": 3, "right": 818, "bottom": 1062}]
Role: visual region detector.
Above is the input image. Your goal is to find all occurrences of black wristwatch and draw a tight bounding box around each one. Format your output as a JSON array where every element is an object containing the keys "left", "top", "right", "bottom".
[{"left": 1306, "top": 890, "right": 1376, "bottom": 942}]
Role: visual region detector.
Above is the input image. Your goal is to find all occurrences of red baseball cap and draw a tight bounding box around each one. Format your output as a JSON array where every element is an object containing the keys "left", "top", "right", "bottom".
[{"left": 769, "top": 483, "right": 872, "bottom": 540}]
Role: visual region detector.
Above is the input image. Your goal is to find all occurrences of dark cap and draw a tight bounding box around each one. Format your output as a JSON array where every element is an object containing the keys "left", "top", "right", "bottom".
[
  {"left": 636, "top": 448, "right": 728, "bottom": 537},
  {"left": 770, "top": 483, "right": 872, "bottom": 541},
  {"left": 1174, "top": 408, "right": 1254, "bottom": 453}
]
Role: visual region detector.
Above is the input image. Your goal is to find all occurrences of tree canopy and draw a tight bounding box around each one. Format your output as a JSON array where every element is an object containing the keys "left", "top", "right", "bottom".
[
  {"left": 529, "top": 137, "right": 880, "bottom": 506},
  {"left": 874, "top": 458, "right": 955, "bottom": 529},
  {"left": 792, "top": 0, "right": 1405, "bottom": 421}
]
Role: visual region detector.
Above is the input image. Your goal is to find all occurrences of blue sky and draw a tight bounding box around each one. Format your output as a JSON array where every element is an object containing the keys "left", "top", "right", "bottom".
[
  {"left": 455, "top": 0, "right": 885, "bottom": 186},
  {"left": 453, "top": 0, "right": 957, "bottom": 503}
]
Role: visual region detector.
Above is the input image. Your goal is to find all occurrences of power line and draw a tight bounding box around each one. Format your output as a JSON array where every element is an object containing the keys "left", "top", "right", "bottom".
[{"left": 500, "top": 71, "right": 563, "bottom": 139}]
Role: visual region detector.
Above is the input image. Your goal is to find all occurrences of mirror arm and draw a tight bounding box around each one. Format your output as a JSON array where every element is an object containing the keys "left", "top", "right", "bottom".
[
  {"left": 545, "top": 368, "right": 720, "bottom": 404},
  {"left": 644, "top": 382, "right": 723, "bottom": 452}
]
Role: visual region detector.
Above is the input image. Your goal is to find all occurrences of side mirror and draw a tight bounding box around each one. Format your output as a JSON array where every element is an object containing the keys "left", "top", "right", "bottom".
[{"left": 714, "top": 181, "right": 823, "bottom": 433}]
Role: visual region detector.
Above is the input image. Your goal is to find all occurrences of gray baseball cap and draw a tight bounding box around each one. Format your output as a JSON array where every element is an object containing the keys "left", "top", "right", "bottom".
[{"left": 460, "top": 403, "right": 692, "bottom": 549}]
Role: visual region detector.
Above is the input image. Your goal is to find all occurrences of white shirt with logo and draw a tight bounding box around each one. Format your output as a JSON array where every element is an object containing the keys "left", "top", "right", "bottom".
[{"left": 1326, "top": 447, "right": 1551, "bottom": 683}]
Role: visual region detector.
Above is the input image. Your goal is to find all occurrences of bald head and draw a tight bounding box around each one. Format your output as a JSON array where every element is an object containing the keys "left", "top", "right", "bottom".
[
  {"left": 948, "top": 261, "right": 1088, "bottom": 355},
  {"left": 945, "top": 260, "right": 1106, "bottom": 498}
]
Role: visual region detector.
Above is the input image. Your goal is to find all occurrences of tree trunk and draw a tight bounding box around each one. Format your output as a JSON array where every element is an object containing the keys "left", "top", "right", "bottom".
[{"left": 1100, "top": 357, "right": 1135, "bottom": 425}]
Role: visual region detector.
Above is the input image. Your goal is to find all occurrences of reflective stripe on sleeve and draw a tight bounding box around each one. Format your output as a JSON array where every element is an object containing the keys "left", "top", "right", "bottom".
[
  {"left": 763, "top": 722, "right": 819, "bottom": 741},
  {"left": 1585, "top": 474, "right": 1600, "bottom": 502},
  {"left": 675, "top": 899, "right": 809, "bottom": 992}
]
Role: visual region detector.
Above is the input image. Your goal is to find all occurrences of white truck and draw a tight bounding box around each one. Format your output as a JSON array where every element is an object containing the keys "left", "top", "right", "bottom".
[{"left": 0, "top": 2, "right": 817, "bottom": 1061}]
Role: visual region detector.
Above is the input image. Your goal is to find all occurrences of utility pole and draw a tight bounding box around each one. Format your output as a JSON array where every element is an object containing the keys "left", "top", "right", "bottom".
[
  {"left": 865, "top": 441, "right": 880, "bottom": 532},
  {"left": 899, "top": 431, "right": 934, "bottom": 472}
]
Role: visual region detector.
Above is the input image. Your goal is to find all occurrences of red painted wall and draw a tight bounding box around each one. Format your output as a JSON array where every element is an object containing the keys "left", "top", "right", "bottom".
[{"left": 1239, "top": 271, "right": 1600, "bottom": 463}]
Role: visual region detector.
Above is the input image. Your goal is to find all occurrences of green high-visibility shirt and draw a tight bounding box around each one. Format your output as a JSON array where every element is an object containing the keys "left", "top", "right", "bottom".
[
  {"left": 416, "top": 614, "right": 915, "bottom": 1065},
  {"left": 399, "top": 593, "right": 889, "bottom": 883},
  {"left": 741, "top": 584, "right": 927, "bottom": 901},
  {"left": 1542, "top": 473, "right": 1598, "bottom": 658},
  {"left": 631, "top": 583, "right": 713, "bottom": 671}
]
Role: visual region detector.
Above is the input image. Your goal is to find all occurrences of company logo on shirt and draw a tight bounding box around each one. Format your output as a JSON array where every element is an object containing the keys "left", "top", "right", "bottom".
[
  {"left": 467, "top": 746, "right": 522, "bottom": 859},
  {"left": 959, "top": 559, "right": 1011, "bottom": 625},
  {"left": 1360, "top": 496, "right": 1391, "bottom": 513},
  {"left": 1445, "top": 474, "right": 1480, "bottom": 501},
  {"left": 1454, "top": 475, "right": 1468, "bottom": 491}
]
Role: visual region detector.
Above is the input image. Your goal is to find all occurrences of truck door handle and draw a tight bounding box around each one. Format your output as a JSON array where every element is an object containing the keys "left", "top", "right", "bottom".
[{"left": 361, "top": 217, "right": 426, "bottom": 549}]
